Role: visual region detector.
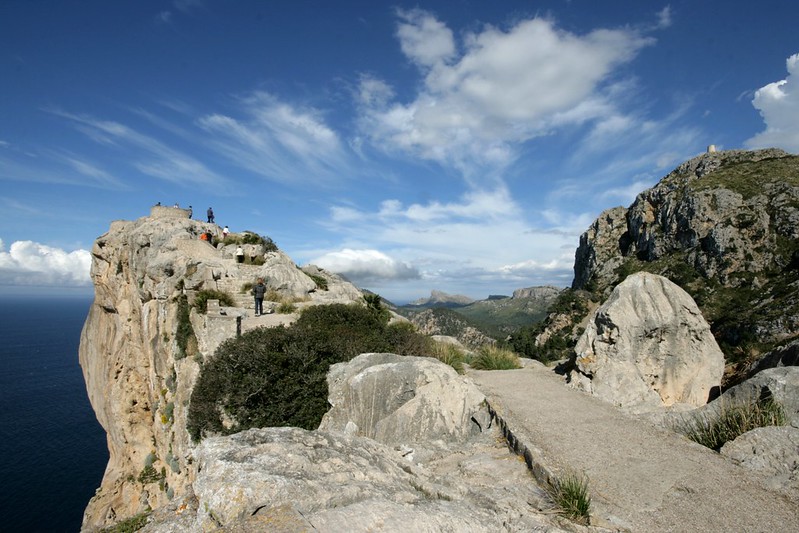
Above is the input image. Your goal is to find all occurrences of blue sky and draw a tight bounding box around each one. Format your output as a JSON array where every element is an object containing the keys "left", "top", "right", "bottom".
[{"left": 1, "top": 0, "right": 798, "bottom": 303}]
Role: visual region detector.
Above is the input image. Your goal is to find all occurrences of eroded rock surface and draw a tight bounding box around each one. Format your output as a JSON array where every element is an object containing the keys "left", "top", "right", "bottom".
[
  {"left": 79, "top": 208, "right": 363, "bottom": 530},
  {"left": 569, "top": 272, "right": 724, "bottom": 411},
  {"left": 139, "top": 354, "right": 561, "bottom": 532}
]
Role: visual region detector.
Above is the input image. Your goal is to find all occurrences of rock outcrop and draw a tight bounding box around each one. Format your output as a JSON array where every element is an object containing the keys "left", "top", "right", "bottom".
[
  {"left": 79, "top": 208, "right": 363, "bottom": 530},
  {"left": 320, "top": 353, "right": 490, "bottom": 461},
  {"left": 511, "top": 285, "right": 562, "bottom": 301},
  {"left": 408, "top": 289, "right": 475, "bottom": 307},
  {"left": 539, "top": 148, "right": 799, "bottom": 381},
  {"left": 568, "top": 272, "right": 725, "bottom": 411},
  {"left": 137, "top": 353, "right": 560, "bottom": 532},
  {"left": 720, "top": 426, "right": 799, "bottom": 494},
  {"left": 677, "top": 366, "right": 799, "bottom": 494}
]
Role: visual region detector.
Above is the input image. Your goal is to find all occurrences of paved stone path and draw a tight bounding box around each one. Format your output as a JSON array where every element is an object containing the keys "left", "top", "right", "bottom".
[{"left": 468, "top": 361, "right": 799, "bottom": 532}]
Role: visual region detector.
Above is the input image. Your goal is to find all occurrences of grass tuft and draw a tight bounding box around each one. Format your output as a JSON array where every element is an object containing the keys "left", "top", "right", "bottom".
[
  {"left": 469, "top": 345, "right": 521, "bottom": 370},
  {"left": 429, "top": 342, "right": 466, "bottom": 374},
  {"left": 549, "top": 471, "right": 591, "bottom": 525},
  {"left": 677, "top": 397, "right": 786, "bottom": 451}
]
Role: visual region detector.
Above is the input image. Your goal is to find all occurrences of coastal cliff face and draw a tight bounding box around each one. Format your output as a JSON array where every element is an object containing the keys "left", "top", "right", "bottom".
[{"left": 79, "top": 207, "right": 362, "bottom": 530}]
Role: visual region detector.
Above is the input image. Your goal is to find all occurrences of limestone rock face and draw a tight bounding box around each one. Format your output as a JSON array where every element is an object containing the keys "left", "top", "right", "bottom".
[
  {"left": 79, "top": 211, "right": 363, "bottom": 530},
  {"left": 706, "top": 366, "right": 799, "bottom": 426},
  {"left": 511, "top": 285, "right": 562, "bottom": 301},
  {"left": 720, "top": 426, "right": 799, "bottom": 494},
  {"left": 319, "top": 353, "right": 489, "bottom": 460},
  {"left": 184, "top": 427, "right": 557, "bottom": 532},
  {"left": 572, "top": 205, "right": 629, "bottom": 290},
  {"left": 539, "top": 149, "right": 799, "bottom": 377},
  {"left": 568, "top": 272, "right": 724, "bottom": 410}
]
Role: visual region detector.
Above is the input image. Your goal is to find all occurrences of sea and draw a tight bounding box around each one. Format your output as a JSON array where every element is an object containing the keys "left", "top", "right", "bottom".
[{"left": 0, "top": 295, "right": 108, "bottom": 533}]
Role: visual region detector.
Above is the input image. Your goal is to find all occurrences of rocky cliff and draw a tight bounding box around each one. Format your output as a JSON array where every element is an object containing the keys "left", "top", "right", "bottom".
[
  {"left": 79, "top": 207, "right": 363, "bottom": 530},
  {"left": 542, "top": 148, "right": 799, "bottom": 381}
]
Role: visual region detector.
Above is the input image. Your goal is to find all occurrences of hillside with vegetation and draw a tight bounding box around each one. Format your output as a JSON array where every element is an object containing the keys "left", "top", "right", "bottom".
[
  {"left": 531, "top": 148, "right": 799, "bottom": 386},
  {"left": 399, "top": 287, "right": 561, "bottom": 341}
]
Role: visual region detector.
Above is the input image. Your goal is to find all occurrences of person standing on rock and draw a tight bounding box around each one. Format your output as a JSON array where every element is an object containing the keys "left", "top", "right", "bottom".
[
  {"left": 222, "top": 225, "right": 230, "bottom": 238},
  {"left": 236, "top": 246, "right": 244, "bottom": 263},
  {"left": 207, "top": 207, "right": 215, "bottom": 223},
  {"left": 252, "top": 277, "right": 267, "bottom": 316}
]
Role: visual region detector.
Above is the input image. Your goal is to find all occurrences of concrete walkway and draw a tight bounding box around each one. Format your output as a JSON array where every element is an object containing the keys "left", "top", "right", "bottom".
[{"left": 468, "top": 362, "right": 799, "bottom": 532}]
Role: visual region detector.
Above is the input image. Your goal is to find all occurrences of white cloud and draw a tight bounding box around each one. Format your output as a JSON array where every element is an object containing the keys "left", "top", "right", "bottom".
[
  {"left": 746, "top": 53, "right": 799, "bottom": 153},
  {"left": 656, "top": 6, "right": 673, "bottom": 29},
  {"left": 52, "top": 109, "right": 229, "bottom": 187},
  {"left": 357, "top": 12, "right": 653, "bottom": 179},
  {"left": 198, "top": 92, "right": 352, "bottom": 185},
  {"left": 309, "top": 186, "right": 580, "bottom": 297},
  {"left": 310, "top": 248, "right": 420, "bottom": 284},
  {"left": 396, "top": 8, "right": 456, "bottom": 68},
  {"left": 0, "top": 239, "right": 91, "bottom": 286}
]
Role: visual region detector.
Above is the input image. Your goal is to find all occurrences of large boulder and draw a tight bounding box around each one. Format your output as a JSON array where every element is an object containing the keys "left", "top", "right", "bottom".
[
  {"left": 568, "top": 272, "right": 724, "bottom": 411},
  {"left": 319, "top": 353, "right": 490, "bottom": 461}
]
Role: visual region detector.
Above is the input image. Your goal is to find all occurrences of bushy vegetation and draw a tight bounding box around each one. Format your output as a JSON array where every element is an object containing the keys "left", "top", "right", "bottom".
[
  {"left": 363, "top": 293, "right": 390, "bottom": 322},
  {"left": 509, "top": 289, "right": 590, "bottom": 363},
  {"left": 677, "top": 397, "right": 786, "bottom": 451},
  {"left": 688, "top": 156, "right": 799, "bottom": 199},
  {"left": 305, "top": 272, "right": 329, "bottom": 291},
  {"left": 174, "top": 293, "right": 196, "bottom": 360},
  {"left": 276, "top": 301, "right": 297, "bottom": 314},
  {"left": 187, "top": 303, "right": 433, "bottom": 442},
  {"left": 193, "top": 289, "right": 235, "bottom": 314},
  {"left": 469, "top": 345, "right": 521, "bottom": 370},
  {"left": 100, "top": 511, "right": 150, "bottom": 533},
  {"left": 548, "top": 471, "right": 591, "bottom": 525},
  {"left": 429, "top": 342, "right": 466, "bottom": 374}
]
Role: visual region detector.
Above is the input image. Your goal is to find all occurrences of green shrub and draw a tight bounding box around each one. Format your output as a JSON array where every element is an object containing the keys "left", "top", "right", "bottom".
[
  {"left": 193, "top": 289, "right": 235, "bottom": 314},
  {"left": 100, "top": 511, "right": 150, "bottom": 533},
  {"left": 187, "top": 303, "right": 432, "bottom": 442},
  {"left": 363, "top": 293, "right": 390, "bottom": 322},
  {"left": 262, "top": 236, "right": 278, "bottom": 252},
  {"left": 241, "top": 281, "right": 254, "bottom": 294},
  {"left": 277, "top": 301, "right": 297, "bottom": 314},
  {"left": 549, "top": 471, "right": 591, "bottom": 524},
  {"left": 677, "top": 397, "right": 786, "bottom": 451},
  {"left": 175, "top": 294, "right": 196, "bottom": 360},
  {"left": 469, "top": 345, "right": 521, "bottom": 370},
  {"left": 137, "top": 464, "right": 161, "bottom": 485},
  {"left": 306, "top": 272, "right": 329, "bottom": 291}
]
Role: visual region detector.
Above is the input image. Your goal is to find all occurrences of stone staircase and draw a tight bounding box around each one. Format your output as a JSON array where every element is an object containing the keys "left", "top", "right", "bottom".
[{"left": 214, "top": 275, "right": 256, "bottom": 312}]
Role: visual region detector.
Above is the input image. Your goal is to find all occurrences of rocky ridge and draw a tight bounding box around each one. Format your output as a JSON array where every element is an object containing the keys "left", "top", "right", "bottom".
[
  {"left": 79, "top": 207, "right": 364, "bottom": 530},
  {"left": 542, "top": 148, "right": 799, "bottom": 379}
]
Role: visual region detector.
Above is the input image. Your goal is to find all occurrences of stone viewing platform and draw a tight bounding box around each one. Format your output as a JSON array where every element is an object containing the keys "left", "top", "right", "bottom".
[{"left": 150, "top": 205, "right": 192, "bottom": 219}]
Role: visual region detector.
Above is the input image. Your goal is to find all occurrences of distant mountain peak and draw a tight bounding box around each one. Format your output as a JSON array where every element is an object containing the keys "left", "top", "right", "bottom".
[{"left": 409, "top": 290, "right": 475, "bottom": 307}]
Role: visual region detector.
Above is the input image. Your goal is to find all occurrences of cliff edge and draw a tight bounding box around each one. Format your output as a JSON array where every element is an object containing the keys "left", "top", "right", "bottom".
[{"left": 79, "top": 207, "right": 362, "bottom": 530}]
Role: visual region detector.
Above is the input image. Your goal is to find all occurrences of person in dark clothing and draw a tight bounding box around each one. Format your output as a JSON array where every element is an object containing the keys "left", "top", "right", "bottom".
[
  {"left": 252, "top": 277, "right": 267, "bottom": 316},
  {"left": 207, "top": 207, "right": 215, "bottom": 223}
]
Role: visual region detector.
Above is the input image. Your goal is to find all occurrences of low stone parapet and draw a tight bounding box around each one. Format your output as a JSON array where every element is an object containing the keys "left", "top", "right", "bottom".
[{"left": 151, "top": 205, "right": 191, "bottom": 219}]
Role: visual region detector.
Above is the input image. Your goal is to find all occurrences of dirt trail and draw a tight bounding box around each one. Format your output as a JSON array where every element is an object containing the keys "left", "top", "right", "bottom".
[{"left": 468, "top": 362, "right": 798, "bottom": 532}]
